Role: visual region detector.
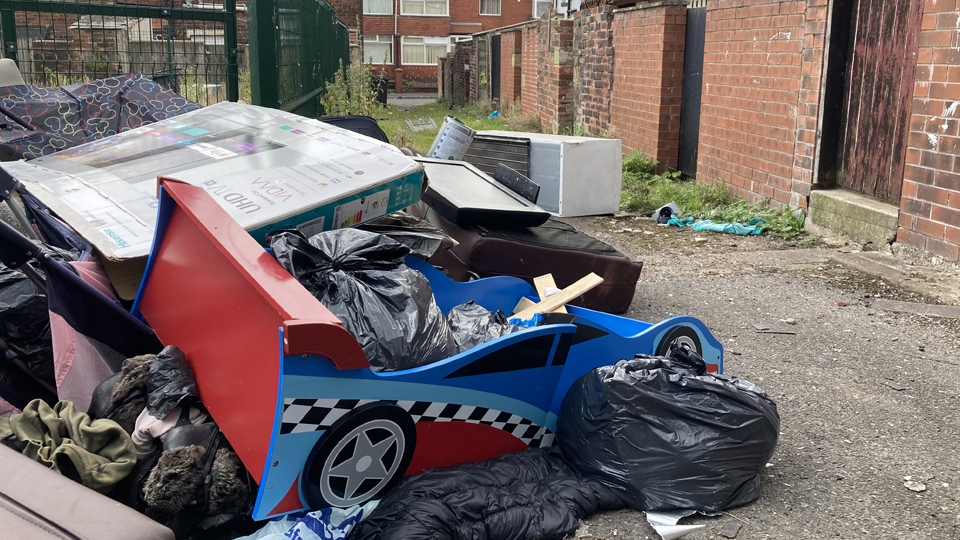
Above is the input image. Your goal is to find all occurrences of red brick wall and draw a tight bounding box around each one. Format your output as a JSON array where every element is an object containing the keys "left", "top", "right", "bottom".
[
  {"left": 450, "top": 0, "right": 534, "bottom": 31},
  {"left": 697, "top": 0, "right": 821, "bottom": 208},
  {"left": 537, "top": 15, "right": 574, "bottom": 132},
  {"left": 520, "top": 23, "right": 538, "bottom": 115},
  {"left": 899, "top": 1, "right": 960, "bottom": 261},
  {"left": 500, "top": 30, "right": 521, "bottom": 105},
  {"left": 608, "top": 2, "right": 685, "bottom": 170},
  {"left": 396, "top": 16, "right": 453, "bottom": 36},
  {"left": 574, "top": 5, "right": 614, "bottom": 134},
  {"left": 329, "top": 0, "right": 363, "bottom": 30}
]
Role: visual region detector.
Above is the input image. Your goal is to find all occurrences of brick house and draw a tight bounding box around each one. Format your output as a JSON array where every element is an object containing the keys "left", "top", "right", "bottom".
[
  {"left": 356, "top": 0, "right": 542, "bottom": 90},
  {"left": 460, "top": 0, "right": 960, "bottom": 262}
]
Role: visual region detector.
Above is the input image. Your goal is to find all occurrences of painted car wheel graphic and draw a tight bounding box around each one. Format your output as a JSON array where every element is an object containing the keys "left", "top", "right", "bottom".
[
  {"left": 655, "top": 325, "right": 703, "bottom": 357},
  {"left": 303, "top": 404, "right": 416, "bottom": 508}
]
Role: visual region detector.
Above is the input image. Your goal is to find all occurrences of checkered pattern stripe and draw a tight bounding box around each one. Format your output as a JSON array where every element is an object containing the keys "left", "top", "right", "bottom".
[{"left": 281, "top": 398, "right": 555, "bottom": 448}]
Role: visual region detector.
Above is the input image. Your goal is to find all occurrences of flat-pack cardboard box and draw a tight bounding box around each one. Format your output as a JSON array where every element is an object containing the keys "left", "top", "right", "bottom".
[{"left": 2, "top": 102, "right": 424, "bottom": 299}]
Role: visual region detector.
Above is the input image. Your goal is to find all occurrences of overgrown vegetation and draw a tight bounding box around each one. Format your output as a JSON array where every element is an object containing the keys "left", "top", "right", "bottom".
[
  {"left": 322, "top": 59, "right": 381, "bottom": 117},
  {"left": 375, "top": 98, "right": 541, "bottom": 153},
  {"left": 620, "top": 151, "right": 807, "bottom": 240}
]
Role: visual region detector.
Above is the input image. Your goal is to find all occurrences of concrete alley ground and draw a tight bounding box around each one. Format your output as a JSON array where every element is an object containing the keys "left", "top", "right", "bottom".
[{"left": 566, "top": 215, "right": 960, "bottom": 540}]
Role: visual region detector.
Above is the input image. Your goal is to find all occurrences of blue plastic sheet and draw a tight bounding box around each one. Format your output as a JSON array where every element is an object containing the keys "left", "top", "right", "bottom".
[{"left": 666, "top": 216, "right": 766, "bottom": 236}]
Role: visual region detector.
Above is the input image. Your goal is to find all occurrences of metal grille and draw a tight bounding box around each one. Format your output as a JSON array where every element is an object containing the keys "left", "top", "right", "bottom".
[
  {"left": 249, "top": 0, "right": 349, "bottom": 116},
  {"left": 0, "top": 0, "right": 243, "bottom": 105},
  {"left": 1, "top": 0, "right": 350, "bottom": 115}
]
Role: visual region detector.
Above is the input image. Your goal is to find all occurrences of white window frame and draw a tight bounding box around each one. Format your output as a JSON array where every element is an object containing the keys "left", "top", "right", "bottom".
[
  {"left": 401, "top": 36, "right": 452, "bottom": 65},
  {"left": 400, "top": 0, "right": 449, "bottom": 16},
  {"left": 479, "top": 0, "right": 500, "bottom": 16},
  {"left": 363, "top": 0, "right": 393, "bottom": 15},
  {"left": 532, "top": 0, "right": 551, "bottom": 18},
  {"left": 363, "top": 35, "right": 394, "bottom": 64}
]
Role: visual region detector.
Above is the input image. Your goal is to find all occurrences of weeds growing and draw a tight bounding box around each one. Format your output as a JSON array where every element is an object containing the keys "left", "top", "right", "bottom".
[{"left": 620, "top": 151, "right": 806, "bottom": 240}]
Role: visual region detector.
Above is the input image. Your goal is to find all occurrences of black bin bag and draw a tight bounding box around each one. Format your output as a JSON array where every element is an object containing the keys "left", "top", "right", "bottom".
[
  {"left": 270, "top": 229, "right": 456, "bottom": 372},
  {"left": 557, "top": 345, "right": 780, "bottom": 513}
]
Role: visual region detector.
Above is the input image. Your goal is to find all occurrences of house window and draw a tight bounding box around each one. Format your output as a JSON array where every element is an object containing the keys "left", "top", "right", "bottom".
[
  {"left": 401, "top": 36, "right": 450, "bottom": 65},
  {"left": 480, "top": 0, "right": 500, "bottom": 15},
  {"left": 533, "top": 0, "right": 551, "bottom": 17},
  {"left": 363, "top": 0, "right": 393, "bottom": 14},
  {"left": 400, "top": 0, "right": 448, "bottom": 16},
  {"left": 364, "top": 35, "right": 393, "bottom": 64}
]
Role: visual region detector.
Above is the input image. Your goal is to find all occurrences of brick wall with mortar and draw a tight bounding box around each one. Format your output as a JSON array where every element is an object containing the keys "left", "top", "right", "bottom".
[
  {"left": 360, "top": 0, "right": 533, "bottom": 88},
  {"left": 608, "top": 1, "right": 686, "bottom": 170},
  {"left": 696, "top": 0, "right": 826, "bottom": 209},
  {"left": 519, "top": 21, "right": 539, "bottom": 115},
  {"left": 500, "top": 29, "right": 521, "bottom": 106},
  {"left": 899, "top": 0, "right": 960, "bottom": 261},
  {"left": 536, "top": 14, "right": 574, "bottom": 132},
  {"left": 450, "top": 0, "right": 533, "bottom": 32},
  {"left": 573, "top": 5, "right": 614, "bottom": 135}
]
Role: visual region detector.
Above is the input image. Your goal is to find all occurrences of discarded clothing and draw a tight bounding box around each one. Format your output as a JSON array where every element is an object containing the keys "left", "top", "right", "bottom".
[
  {"left": 667, "top": 216, "right": 766, "bottom": 235},
  {"left": 132, "top": 405, "right": 209, "bottom": 457},
  {"left": 0, "top": 399, "right": 135, "bottom": 492},
  {"left": 558, "top": 345, "right": 780, "bottom": 513},
  {"left": 237, "top": 501, "right": 378, "bottom": 540},
  {"left": 350, "top": 448, "right": 625, "bottom": 540}
]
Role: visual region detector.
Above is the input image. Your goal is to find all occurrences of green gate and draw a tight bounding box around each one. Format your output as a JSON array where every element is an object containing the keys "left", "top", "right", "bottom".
[
  {"left": 249, "top": 0, "right": 349, "bottom": 116},
  {"left": 0, "top": 0, "right": 348, "bottom": 113}
]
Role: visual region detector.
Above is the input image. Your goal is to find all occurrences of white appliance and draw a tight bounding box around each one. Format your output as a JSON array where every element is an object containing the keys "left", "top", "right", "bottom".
[{"left": 476, "top": 131, "right": 622, "bottom": 217}]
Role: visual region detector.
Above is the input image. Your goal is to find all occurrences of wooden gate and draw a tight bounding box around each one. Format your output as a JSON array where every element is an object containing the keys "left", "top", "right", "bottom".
[{"left": 839, "top": 0, "right": 923, "bottom": 203}]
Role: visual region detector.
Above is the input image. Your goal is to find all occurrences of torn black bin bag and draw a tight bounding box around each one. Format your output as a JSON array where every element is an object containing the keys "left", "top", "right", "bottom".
[
  {"left": 447, "top": 301, "right": 520, "bottom": 354},
  {"left": 270, "top": 229, "right": 456, "bottom": 372},
  {"left": 358, "top": 211, "right": 456, "bottom": 259},
  {"left": 147, "top": 345, "right": 199, "bottom": 419},
  {"left": 350, "top": 448, "right": 625, "bottom": 540},
  {"left": 557, "top": 345, "right": 780, "bottom": 513},
  {"left": 0, "top": 265, "right": 55, "bottom": 387}
]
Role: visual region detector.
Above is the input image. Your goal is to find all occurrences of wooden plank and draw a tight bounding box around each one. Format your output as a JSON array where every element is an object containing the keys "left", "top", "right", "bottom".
[
  {"left": 866, "top": 0, "right": 897, "bottom": 198},
  {"left": 842, "top": 0, "right": 872, "bottom": 193},
  {"left": 513, "top": 296, "right": 537, "bottom": 314},
  {"left": 533, "top": 274, "right": 567, "bottom": 313},
  {"left": 886, "top": 0, "right": 925, "bottom": 203},
  {"left": 512, "top": 273, "right": 604, "bottom": 320}
]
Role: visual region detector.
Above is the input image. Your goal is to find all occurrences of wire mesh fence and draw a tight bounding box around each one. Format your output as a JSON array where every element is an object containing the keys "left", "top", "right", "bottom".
[
  {"left": 250, "top": 0, "right": 349, "bottom": 116},
  {"left": 0, "top": 0, "right": 350, "bottom": 113}
]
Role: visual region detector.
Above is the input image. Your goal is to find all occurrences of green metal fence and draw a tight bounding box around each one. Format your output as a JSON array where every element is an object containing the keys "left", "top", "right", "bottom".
[
  {"left": 0, "top": 0, "right": 349, "bottom": 114},
  {"left": 249, "top": 0, "right": 349, "bottom": 116}
]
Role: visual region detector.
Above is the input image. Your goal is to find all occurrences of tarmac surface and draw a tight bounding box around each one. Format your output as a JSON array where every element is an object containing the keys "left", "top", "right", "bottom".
[{"left": 565, "top": 215, "right": 960, "bottom": 540}]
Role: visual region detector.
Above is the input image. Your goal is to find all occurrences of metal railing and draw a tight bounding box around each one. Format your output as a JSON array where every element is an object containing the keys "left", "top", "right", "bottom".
[
  {"left": 0, "top": 0, "right": 349, "bottom": 114},
  {"left": 249, "top": 0, "right": 349, "bottom": 116}
]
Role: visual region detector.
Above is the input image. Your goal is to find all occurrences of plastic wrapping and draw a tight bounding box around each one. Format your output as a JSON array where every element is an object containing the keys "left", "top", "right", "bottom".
[
  {"left": 0, "top": 266, "right": 54, "bottom": 385},
  {"left": 147, "top": 345, "right": 199, "bottom": 419},
  {"left": 557, "top": 345, "right": 780, "bottom": 513},
  {"left": 447, "top": 302, "right": 520, "bottom": 354},
  {"left": 358, "top": 211, "right": 456, "bottom": 259},
  {"left": 271, "top": 229, "right": 456, "bottom": 372}
]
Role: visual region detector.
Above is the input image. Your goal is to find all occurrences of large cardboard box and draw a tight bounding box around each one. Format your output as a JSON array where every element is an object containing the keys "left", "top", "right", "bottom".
[{"left": 2, "top": 102, "right": 424, "bottom": 298}]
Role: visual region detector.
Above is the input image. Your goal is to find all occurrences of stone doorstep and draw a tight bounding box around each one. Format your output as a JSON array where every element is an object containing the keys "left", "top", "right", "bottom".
[{"left": 806, "top": 189, "right": 899, "bottom": 248}]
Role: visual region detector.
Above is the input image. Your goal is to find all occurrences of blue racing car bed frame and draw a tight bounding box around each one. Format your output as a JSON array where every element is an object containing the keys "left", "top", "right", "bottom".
[{"left": 134, "top": 179, "right": 724, "bottom": 520}]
